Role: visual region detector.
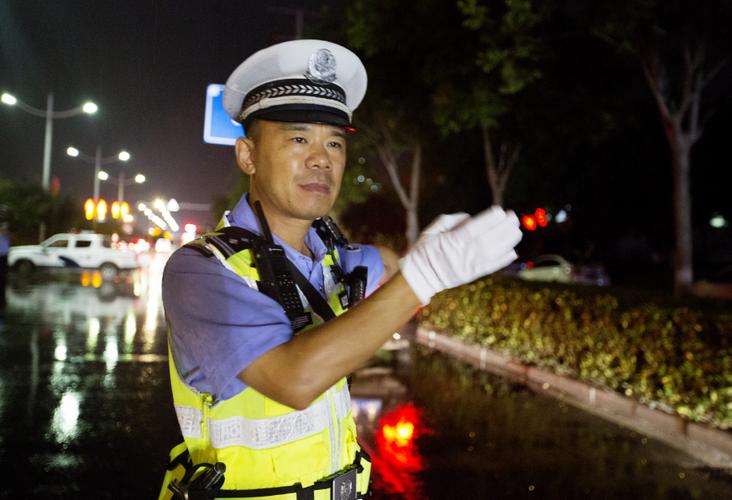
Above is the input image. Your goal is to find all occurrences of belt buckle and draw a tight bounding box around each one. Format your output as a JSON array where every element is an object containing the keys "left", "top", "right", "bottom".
[{"left": 332, "top": 468, "right": 357, "bottom": 500}]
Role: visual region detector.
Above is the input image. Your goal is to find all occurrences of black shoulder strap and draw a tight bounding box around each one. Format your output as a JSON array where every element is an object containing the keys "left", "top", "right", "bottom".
[
  {"left": 183, "top": 227, "right": 258, "bottom": 257},
  {"left": 187, "top": 226, "right": 336, "bottom": 329},
  {"left": 286, "top": 261, "right": 336, "bottom": 322},
  {"left": 313, "top": 216, "right": 349, "bottom": 284},
  {"left": 205, "top": 226, "right": 259, "bottom": 256},
  {"left": 313, "top": 216, "right": 348, "bottom": 250},
  {"left": 312, "top": 217, "right": 368, "bottom": 306}
]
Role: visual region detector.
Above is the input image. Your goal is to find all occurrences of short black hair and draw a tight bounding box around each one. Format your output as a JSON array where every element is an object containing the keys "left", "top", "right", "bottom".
[{"left": 245, "top": 119, "right": 263, "bottom": 142}]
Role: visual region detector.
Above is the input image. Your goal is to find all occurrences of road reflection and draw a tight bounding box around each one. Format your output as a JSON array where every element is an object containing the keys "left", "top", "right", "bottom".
[
  {"left": 49, "top": 391, "right": 81, "bottom": 445},
  {"left": 3, "top": 253, "right": 171, "bottom": 450},
  {"left": 350, "top": 362, "right": 428, "bottom": 499}
]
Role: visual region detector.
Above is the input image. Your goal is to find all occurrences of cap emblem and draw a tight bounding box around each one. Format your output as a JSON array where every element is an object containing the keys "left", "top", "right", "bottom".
[{"left": 305, "top": 48, "right": 337, "bottom": 83}]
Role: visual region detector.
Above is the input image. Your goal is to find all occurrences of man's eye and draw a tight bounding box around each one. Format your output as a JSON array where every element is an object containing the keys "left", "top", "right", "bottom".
[
  {"left": 328, "top": 141, "right": 344, "bottom": 148},
  {"left": 291, "top": 137, "right": 307, "bottom": 144}
]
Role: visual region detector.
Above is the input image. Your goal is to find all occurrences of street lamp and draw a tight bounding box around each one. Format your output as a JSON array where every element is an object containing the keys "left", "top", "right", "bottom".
[
  {"left": 2, "top": 92, "right": 97, "bottom": 241},
  {"left": 66, "top": 145, "right": 131, "bottom": 202},
  {"left": 1, "top": 92, "right": 97, "bottom": 191},
  {"left": 99, "top": 168, "right": 146, "bottom": 204}
]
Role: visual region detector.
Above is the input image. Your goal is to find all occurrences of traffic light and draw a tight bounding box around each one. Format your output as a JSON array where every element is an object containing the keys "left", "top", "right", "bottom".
[
  {"left": 84, "top": 198, "right": 95, "bottom": 221},
  {"left": 535, "top": 208, "right": 548, "bottom": 227},
  {"left": 84, "top": 199, "right": 132, "bottom": 223},
  {"left": 521, "top": 214, "right": 537, "bottom": 231},
  {"left": 96, "top": 199, "right": 108, "bottom": 222}
]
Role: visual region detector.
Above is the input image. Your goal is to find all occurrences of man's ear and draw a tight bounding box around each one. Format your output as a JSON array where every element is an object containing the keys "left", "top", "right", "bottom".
[{"left": 235, "top": 136, "right": 256, "bottom": 175}]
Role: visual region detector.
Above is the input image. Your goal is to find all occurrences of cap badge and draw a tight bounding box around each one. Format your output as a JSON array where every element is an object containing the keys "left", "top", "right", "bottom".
[{"left": 305, "top": 48, "right": 337, "bottom": 83}]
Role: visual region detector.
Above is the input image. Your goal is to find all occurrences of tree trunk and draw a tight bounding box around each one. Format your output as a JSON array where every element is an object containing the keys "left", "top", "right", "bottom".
[
  {"left": 640, "top": 46, "right": 713, "bottom": 295},
  {"left": 481, "top": 123, "right": 519, "bottom": 208},
  {"left": 481, "top": 123, "right": 502, "bottom": 207},
  {"left": 406, "top": 143, "right": 422, "bottom": 245},
  {"left": 670, "top": 136, "right": 693, "bottom": 295},
  {"left": 376, "top": 138, "right": 422, "bottom": 246}
]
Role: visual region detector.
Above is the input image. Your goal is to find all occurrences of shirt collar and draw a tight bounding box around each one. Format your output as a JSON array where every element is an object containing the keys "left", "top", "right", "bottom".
[{"left": 227, "top": 193, "right": 329, "bottom": 263}]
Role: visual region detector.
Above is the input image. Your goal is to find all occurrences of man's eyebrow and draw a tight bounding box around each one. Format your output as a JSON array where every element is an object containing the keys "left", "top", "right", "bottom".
[
  {"left": 281, "top": 123, "right": 347, "bottom": 138},
  {"left": 282, "top": 123, "right": 310, "bottom": 131}
]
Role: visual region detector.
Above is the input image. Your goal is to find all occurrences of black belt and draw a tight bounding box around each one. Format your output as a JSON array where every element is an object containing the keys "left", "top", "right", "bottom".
[{"left": 168, "top": 448, "right": 370, "bottom": 500}]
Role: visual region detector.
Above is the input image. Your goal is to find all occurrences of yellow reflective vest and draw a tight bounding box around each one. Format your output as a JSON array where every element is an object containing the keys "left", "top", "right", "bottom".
[{"left": 159, "top": 223, "right": 371, "bottom": 500}]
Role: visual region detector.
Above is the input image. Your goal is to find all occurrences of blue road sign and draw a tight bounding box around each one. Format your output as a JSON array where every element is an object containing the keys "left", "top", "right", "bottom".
[{"left": 203, "top": 84, "right": 244, "bottom": 146}]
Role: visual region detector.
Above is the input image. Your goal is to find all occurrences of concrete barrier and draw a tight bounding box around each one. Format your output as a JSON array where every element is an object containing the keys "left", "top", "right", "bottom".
[{"left": 416, "top": 326, "right": 732, "bottom": 470}]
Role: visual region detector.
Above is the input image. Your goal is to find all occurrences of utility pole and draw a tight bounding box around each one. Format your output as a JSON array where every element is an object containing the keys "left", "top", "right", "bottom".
[{"left": 268, "top": 6, "right": 317, "bottom": 40}]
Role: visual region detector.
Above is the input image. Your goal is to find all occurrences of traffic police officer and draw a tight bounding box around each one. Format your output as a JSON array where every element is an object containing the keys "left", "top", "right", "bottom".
[{"left": 159, "top": 39, "right": 522, "bottom": 500}]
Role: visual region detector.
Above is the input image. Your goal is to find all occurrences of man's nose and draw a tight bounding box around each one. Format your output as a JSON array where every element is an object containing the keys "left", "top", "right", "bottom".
[{"left": 305, "top": 143, "right": 331, "bottom": 170}]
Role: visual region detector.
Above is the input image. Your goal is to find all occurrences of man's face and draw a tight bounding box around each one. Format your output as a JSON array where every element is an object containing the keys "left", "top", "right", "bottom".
[{"left": 242, "top": 120, "right": 347, "bottom": 222}]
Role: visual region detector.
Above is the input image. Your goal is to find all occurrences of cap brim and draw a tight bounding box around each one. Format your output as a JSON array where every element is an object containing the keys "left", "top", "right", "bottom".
[{"left": 244, "top": 104, "right": 350, "bottom": 129}]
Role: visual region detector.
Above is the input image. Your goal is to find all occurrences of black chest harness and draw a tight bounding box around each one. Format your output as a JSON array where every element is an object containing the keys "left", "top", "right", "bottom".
[{"left": 185, "top": 202, "right": 367, "bottom": 332}]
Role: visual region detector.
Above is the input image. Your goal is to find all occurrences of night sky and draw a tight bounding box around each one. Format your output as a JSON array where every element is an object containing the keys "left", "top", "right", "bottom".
[{"left": 0, "top": 0, "right": 340, "bottom": 228}]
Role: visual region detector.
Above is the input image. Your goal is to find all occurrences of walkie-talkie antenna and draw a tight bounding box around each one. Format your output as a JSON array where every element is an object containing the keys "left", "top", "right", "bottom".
[{"left": 253, "top": 200, "right": 274, "bottom": 243}]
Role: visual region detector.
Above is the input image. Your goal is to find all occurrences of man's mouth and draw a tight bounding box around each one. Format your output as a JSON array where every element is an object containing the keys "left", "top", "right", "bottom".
[{"left": 299, "top": 182, "right": 331, "bottom": 194}]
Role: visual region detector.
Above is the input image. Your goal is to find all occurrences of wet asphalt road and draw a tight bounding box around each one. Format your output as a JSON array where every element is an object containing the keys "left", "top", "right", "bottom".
[{"left": 0, "top": 255, "right": 731, "bottom": 499}]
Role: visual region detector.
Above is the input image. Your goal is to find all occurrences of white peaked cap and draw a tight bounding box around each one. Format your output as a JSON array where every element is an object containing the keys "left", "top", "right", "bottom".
[{"left": 223, "top": 39, "right": 368, "bottom": 128}]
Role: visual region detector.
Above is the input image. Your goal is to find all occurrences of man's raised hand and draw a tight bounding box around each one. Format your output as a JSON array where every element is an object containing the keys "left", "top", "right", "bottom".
[{"left": 399, "top": 207, "right": 522, "bottom": 304}]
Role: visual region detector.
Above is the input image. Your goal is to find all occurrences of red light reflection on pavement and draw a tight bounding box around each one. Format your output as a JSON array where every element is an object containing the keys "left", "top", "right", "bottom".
[{"left": 369, "top": 403, "right": 429, "bottom": 499}]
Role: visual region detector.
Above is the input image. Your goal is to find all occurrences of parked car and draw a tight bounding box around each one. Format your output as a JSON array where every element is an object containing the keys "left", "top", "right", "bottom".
[
  {"left": 8, "top": 232, "right": 139, "bottom": 279},
  {"left": 518, "top": 254, "right": 573, "bottom": 283},
  {"left": 517, "top": 254, "right": 610, "bottom": 286}
]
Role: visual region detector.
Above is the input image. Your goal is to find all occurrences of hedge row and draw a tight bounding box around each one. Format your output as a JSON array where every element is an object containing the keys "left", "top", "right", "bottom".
[{"left": 418, "top": 277, "right": 732, "bottom": 429}]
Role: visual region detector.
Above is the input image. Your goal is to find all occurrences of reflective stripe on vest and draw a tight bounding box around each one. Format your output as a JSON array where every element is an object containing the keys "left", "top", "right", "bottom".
[{"left": 174, "top": 384, "right": 351, "bottom": 449}]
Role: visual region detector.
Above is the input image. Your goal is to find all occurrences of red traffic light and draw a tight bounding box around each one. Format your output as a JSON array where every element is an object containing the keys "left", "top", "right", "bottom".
[
  {"left": 535, "top": 208, "right": 548, "bottom": 227},
  {"left": 521, "top": 214, "right": 537, "bottom": 231}
]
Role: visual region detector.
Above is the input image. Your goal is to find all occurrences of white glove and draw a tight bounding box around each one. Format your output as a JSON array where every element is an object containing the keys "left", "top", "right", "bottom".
[{"left": 400, "top": 207, "right": 522, "bottom": 304}]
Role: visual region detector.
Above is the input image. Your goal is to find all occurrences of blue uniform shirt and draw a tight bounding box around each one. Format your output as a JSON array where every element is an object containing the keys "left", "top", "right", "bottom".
[{"left": 162, "top": 195, "right": 384, "bottom": 401}]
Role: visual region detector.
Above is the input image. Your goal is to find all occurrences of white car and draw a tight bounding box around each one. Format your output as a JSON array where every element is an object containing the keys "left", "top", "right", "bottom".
[
  {"left": 517, "top": 254, "right": 610, "bottom": 286},
  {"left": 8, "top": 232, "right": 139, "bottom": 278},
  {"left": 518, "top": 254, "right": 574, "bottom": 283}
]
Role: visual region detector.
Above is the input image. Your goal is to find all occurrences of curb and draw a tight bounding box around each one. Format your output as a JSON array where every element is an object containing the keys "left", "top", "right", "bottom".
[{"left": 416, "top": 326, "right": 732, "bottom": 470}]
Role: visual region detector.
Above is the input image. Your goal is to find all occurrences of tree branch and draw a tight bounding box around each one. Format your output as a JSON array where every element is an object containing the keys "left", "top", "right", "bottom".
[
  {"left": 409, "top": 142, "right": 421, "bottom": 214},
  {"left": 376, "top": 126, "right": 411, "bottom": 211},
  {"left": 688, "top": 72, "right": 703, "bottom": 144},
  {"left": 700, "top": 57, "right": 729, "bottom": 90},
  {"left": 481, "top": 122, "right": 500, "bottom": 196},
  {"left": 642, "top": 59, "right": 679, "bottom": 140},
  {"left": 498, "top": 143, "right": 521, "bottom": 194}
]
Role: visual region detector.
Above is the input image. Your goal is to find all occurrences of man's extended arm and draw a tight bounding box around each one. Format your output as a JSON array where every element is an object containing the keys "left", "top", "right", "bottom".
[
  {"left": 240, "top": 207, "right": 522, "bottom": 410},
  {"left": 240, "top": 272, "right": 419, "bottom": 409}
]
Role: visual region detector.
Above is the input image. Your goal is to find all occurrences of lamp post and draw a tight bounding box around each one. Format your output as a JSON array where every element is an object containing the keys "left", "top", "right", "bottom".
[
  {"left": 98, "top": 169, "right": 145, "bottom": 204},
  {"left": 1, "top": 92, "right": 97, "bottom": 191},
  {"left": 2, "top": 92, "right": 97, "bottom": 241},
  {"left": 66, "top": 146, "right": 131, "bottom": 201}
]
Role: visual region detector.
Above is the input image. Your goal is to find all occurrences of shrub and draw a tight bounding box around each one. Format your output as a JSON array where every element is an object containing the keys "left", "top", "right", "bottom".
[{"left": 418, "top": 277, "right": 732, "bottom": 428}]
